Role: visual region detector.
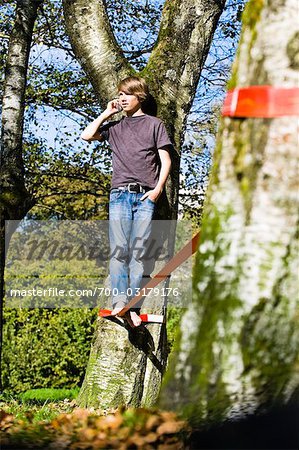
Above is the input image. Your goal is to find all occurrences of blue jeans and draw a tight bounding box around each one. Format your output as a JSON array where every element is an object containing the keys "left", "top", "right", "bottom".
[{"left": 109, "top": 188, "right": 156, "bottom": 308}]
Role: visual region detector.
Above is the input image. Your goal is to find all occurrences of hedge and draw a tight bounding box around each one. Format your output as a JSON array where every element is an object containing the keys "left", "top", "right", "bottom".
[{"left": 2, "top": 308, "right": 97, "bottom": 393}]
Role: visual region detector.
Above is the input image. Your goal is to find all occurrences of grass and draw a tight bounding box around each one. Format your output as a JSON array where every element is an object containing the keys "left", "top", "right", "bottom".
[
  {"left": 0, "top": 388, "right": 79, "bottom": 423},
  {"left": 18, "top": 387, "right": 79, "bottom": 404}
]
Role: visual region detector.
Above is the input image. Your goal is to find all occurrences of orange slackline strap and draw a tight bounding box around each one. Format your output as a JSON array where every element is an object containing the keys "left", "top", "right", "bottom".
[
  {"left": 222, "top": 86, "right": 299, "bottom": 118},
  {"left": 117, "top": 231, "right": 201, "bottom": 317},
  {"left": 99, "top": 309, "right": 164, "bottom": 323}
]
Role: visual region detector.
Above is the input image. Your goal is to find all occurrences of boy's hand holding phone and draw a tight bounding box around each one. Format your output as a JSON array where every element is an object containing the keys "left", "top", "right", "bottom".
[
  {"left": 81, "top": 99, "right": 122, "bottom": 142},
  {"left": 105, "top": 99, "right": 122, "bottom": 117}
]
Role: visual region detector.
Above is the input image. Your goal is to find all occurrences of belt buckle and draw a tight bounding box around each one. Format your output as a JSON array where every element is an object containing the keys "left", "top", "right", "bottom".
[{"left": 127, "top": 183, "right": 138, "bottom": 193}]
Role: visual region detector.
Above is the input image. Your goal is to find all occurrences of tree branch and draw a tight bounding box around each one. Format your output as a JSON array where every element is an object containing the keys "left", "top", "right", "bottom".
[
  {"left": 32, "top": 203, "right": 69, "bottom": 218},
  {"left": 26, "top": 170, "right": 108, "bottom": 184},
  {"left": 34, "top": 190, "right": 107, "bottom": 201},
  {"left": 62, "top": 0, "right": 133, "bottom": 106},
  {"left": 142, "top": 0, "right": 226, "bottom": 146}
]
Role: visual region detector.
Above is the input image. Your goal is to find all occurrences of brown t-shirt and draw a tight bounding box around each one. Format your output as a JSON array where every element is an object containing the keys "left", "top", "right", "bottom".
[{"left": 100, "top": 114, "right": 172, "bottom": 189}]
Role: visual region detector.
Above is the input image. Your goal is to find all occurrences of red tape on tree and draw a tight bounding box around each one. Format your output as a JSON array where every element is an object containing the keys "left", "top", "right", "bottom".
[{"left": 222, "top": 86, "right": 299, "bottom": 118}]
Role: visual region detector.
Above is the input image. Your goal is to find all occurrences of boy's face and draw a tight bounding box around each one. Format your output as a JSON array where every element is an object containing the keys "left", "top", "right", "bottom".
[{"left": 118, "top": 91, "right": 142, "bottom": 115}]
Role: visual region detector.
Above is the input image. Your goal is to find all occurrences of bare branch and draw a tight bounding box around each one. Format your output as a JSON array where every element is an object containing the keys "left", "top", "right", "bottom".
[{"left": 34, "top": 190, "right": 107, "bottom": 201}]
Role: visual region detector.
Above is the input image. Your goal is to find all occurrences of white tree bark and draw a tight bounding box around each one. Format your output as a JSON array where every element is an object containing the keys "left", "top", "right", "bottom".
[
  {"left": 62, "top": 0, "right": 132, "bottom": 105},
  {"left": 0, "top": 0, "right": 42, "bottom": 390},
  {"left": 159, "top": 0, "right": 299, "bottom": 424},
  {"left": 1, "top": 0, "right": 42, "bottom": 203}
]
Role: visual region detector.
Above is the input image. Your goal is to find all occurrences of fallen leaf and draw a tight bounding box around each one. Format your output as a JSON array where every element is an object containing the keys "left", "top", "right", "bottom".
[
  {"left": 157, "top": 420, "right": 186, "bottom": 435},
  {"left": 145, "top": 414, "right": 162, "bottom": 430},
  {"left": 128, "top": 432, "right": 149, "bottom": 447},
  {"left": 160, "top": 411, "right": 178, "bottom": 421},
  {"left": 103, "top": 413, "right": 123, "bottom": 429},
  {"left": 0, "top": 410, "right": 14, "bottom": 431},
  {"left": 115, "top": 425, "right": 130, "bottom": 440},
  {"left": 72, "top": 408, "right": 90, "bottom": 421},
  {"left": 143, "top": 431, "right": 158, "bottom": 443},
  {"left": 77, "top": 427, "right": 98, "bottom": 441}
]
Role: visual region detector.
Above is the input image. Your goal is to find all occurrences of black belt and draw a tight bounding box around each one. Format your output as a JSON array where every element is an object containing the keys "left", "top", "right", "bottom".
[{"left": 113, "top": 183, "right": 151, "bottom": 194}]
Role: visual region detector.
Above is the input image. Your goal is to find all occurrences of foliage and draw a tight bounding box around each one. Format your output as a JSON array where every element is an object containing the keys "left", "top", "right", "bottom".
[
  {"left": 166, "top": 307, "right": 182, "bottom": 352},
  {"left": 2, "top": 308, "right": 97, "bottom": 393},
  {"left": 0, "top": 406, "right": 190, "bottom": 449},
  {"left": 4, "top": 222, "right": 108, "bottom": 394},
  {"left": 25, "top": 150, "right": 110, "bottom": 220}
]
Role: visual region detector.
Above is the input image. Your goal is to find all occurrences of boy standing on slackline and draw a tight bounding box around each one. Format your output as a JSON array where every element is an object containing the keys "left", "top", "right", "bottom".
[{"left": 81, "top": 76, "right": 172, "bottom": 327}]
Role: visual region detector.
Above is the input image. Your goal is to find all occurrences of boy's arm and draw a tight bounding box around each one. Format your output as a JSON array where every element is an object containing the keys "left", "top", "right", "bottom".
[
  {"left": 141, "top": 148, "right": 172, "bottom": 203},
  {"left": 81, "top": 99, "right": 120, "bottom": 142}
]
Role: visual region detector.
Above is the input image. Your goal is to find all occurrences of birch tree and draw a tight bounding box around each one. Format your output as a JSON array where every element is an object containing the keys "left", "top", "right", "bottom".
[
  {"left": 0, "top": 0, "right": 43, "bottom": 390},
  {"left": 159, "top": 0, "right": 299, "bottom": 425},
  {"left": 62, "top": 0, "right": 226, "bottom": 408}
]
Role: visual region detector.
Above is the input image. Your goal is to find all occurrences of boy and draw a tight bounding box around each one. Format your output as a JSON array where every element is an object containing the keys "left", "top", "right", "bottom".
[{"left": 81, "top": 76, "right": 172, "bottom": 327}]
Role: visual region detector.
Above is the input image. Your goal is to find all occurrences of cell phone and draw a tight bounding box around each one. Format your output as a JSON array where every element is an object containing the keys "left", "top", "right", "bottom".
[{"left": 112, "top": 97, "right": 122, "bottom": 112}]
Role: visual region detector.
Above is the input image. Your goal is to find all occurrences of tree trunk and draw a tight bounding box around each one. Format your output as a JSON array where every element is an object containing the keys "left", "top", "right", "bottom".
[
  {"left": 0, "top": 0, "right": 42, "bottom": 391},
  {"left": 62, "top": 0, "right": 226, "bottom": 409},
  {"left": 159, "top": 0, "right": 299, "bottom": 424}
]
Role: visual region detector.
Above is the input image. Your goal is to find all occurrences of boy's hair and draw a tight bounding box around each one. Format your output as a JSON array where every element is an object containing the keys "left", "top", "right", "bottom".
[{"left": 117, "top": 76, "right": 149, "bottom": 102}]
